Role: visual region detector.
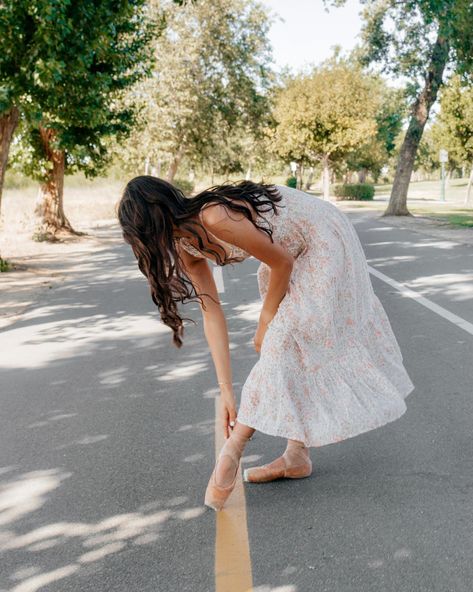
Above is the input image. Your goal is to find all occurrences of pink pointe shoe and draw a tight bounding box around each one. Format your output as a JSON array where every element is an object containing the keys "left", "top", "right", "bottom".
[
  {"left": 204, "top": 434, "right": 245, "bottom": 511},
  {"left": 243, "top": 442, "right": 312, "bottom": 483}
]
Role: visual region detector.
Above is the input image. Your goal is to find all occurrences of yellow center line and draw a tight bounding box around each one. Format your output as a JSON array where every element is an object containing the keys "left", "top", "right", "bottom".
[{"left": 214, "top": 397, "right": 253, "bottom": 592}]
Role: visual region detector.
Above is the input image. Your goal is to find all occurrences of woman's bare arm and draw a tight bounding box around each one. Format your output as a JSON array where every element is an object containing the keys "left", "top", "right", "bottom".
[
  {"left": 178, "top": 246, "right": 237, "bottom": 437},
  {"left": 200, "top": 204, "right": 294, "bottom": 349}
]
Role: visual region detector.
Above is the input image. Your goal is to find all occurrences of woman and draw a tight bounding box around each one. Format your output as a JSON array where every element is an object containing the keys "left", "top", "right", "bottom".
[{"left": 117, "top": 177, "right": 414, "bottom": 511}]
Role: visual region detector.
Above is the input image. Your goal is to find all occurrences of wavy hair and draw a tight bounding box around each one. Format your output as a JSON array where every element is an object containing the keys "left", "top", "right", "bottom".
[{"left": 117, "top": 176, "right": 282, "bottom": 347}]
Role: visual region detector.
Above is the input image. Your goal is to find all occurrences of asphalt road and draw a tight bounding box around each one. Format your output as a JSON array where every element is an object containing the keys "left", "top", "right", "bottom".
[{"left": 1, "top": 211, "right": 473, "bottom": 592}]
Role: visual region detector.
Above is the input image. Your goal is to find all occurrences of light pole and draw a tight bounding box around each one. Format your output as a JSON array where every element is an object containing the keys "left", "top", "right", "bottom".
[{"left": 439, "top": 149, "right": 448, "bottom": 202}]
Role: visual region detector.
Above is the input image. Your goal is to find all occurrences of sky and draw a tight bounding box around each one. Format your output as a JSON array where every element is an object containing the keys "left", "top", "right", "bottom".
[{"left": 260, "top": 0, "right": 363, "bottom": 72}]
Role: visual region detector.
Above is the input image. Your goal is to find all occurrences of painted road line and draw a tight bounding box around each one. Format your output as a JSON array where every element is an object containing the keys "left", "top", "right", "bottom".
[
  {"left": 213, "top": 265, "right": 225, "bottom": 294},
  {"left": 368, "top": 265, "right": 473, "bottom": 337},
  {"left": 214, "top": 396, "right": 253, "bottom": 592}
]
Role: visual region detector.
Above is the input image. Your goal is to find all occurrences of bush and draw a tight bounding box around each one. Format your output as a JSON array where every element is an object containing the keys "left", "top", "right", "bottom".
[
  {"left": 333, "top": 183, "right": 375, "bottom": 201},
  {"left": 286, "top": 176, "right": 297, "bottom": 188},
  {"left": 0, "top": 257, "right": 10, "bottom": 272},
  {"left": 174, "top": 178, "right": 195, "bottom": 194}
]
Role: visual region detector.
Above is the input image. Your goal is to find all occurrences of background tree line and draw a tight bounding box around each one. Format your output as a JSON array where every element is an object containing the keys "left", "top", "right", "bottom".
[{"left": 1, "top": 0, "right": 472, "bottom": 271}]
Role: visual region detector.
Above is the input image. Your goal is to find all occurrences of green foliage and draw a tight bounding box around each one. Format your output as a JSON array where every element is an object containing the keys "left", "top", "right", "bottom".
[
  {"left": 334, "top": 183, "right": 375, "bottom": 200},
  {"left": 345, "top": 0, "right": 473, "bottom": 93},
  {"left": 173, "top": 178, "right": 195, "bottom": 194},
  {"left": 118, "top": 0, "right": 274, "bottom": 178},
  {"left": 6, "top": 0, "right": 157, "bottom": 182},
  {"left": 325, "top": 0, "right": 473, "bottom": 214},
  {"left": 271, "top": 58, "right": 379, "bottom": 167},
  {"left": 359, "top": 2, "right": 435, "bottom": 86},
  {"left": 345, "top": 83, "right": 406, "bottom": 180},
  {"left": 286, "top": 176, "right": 297, "bottom": 188},
  {"left": 432, "top": 75, "right": 473, "bottom": 166},
  {"left": 0, "top": 257, "right": 10, "bottom": 272},
  {"left": 0, "top": 4, "right": 26, "bottom": 114}
]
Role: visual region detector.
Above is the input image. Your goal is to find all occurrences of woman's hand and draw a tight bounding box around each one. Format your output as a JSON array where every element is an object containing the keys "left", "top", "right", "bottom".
[
  {"left": 219, "top": 386, "right": 238, "bottom": 439},
  {"left": 254, "top": 309, "right": 275, "bottom": 353}
]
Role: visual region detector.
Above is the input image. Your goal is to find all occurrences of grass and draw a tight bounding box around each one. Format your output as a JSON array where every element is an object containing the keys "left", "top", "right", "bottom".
[
  {"left": 335, "top": 178, "right": 473, "bottom": 228},
  {"left": 374, "top": 177, "right": 470, "bottom": 202},
  {"left": 336, "top": 201, "right": 473, "bottom": 228},
  {"left": 410, "top": 208, "right": 473, "bottom": 228}
]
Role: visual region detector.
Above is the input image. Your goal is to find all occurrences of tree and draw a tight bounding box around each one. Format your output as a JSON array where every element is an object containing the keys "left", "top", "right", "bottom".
[
  {"left": 0, "top": 1, "right": 31, "bottom": 215},
  {"left": 271, "top": 60, "right": 379, "bottom": 199},
  {"left": 432, "top": 75, "right": 473, "bottom": 202},
  {"left": 414, "top": 127, "right": 439, "bottom": 176},
  {"left": 11, "top": 1, "right": 156, "bottom": 239},
  {"left": 327, "top": 0, "right": 473, "bottom": 215},
  {"left": 345, "top": 84, "right": 405, "bottom": 182},
  {"left": 119, "top": 0, "right": 273, "bottom": 182}
]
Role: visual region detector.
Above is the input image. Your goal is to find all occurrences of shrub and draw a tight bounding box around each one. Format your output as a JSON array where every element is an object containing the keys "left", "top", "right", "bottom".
[
  {"left": 286, "top": 176, "right": 297, "bottom": 188},
  {"left": 174, "top": 178, "right": 195, "bottom": 194},
  {"left": 334, "top": 183, "right": 375, "bottom": 201}
]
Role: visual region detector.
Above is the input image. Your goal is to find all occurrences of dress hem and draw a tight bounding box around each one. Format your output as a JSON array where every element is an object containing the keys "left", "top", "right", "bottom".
[{"left": 237, "top": 385, "right": 414, "bottom": 448}]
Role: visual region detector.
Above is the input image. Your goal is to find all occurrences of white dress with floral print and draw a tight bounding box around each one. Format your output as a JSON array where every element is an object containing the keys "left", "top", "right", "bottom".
[{"left": 181, "top": 185, "right": 415, "bottom": 447}]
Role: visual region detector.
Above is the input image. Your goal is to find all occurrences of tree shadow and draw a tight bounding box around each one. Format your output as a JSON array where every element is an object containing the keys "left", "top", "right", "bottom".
[{"left": 0, "top": 233, "right": 263, "bottom": 591}]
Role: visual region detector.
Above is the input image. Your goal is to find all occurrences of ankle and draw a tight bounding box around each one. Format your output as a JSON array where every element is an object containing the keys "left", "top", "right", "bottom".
[{"left": 283, "top": 441, "right": 310, "bottom": 465}]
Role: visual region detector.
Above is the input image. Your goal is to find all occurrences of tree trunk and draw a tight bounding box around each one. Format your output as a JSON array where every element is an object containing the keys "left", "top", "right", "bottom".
[
  {"left": 305, "top": 167, "right": 315, "bottom": 190},
  {"left": 296, "top": 163, "right": 303, "bottom": 190},
  {"left": 166, "top": 146, "right": 184, "bottom": 183},
  {"left": 0, "top": 107, "right": 20, "bottom": 216},
  {"left": 465, "top": 166, "right": 473, "bottom": 205},
  {"left": 384, "top": 34, "right": 449, "bottom": 216},
  {"left": 34, "top": 127, "right": 76, "bottom": 239},
  {"left": 322, "top": 155, "right": 330, "bottom": 200},
  {"left": 358, "top": 168, "right": 367, "bottom": 183}
]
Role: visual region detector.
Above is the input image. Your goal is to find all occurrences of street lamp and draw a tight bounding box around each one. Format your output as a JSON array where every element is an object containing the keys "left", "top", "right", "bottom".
[{"left": 439, "top": 149, "right": 448, "bottom": 202}]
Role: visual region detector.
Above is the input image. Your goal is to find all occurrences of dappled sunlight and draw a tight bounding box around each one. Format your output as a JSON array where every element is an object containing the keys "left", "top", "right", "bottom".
[
  {"left": 157, "top": 361, "right": 208, "bottom": 382},
  {"left": 0, "top": 469, "right": 207, "bottom": 591},
  {"left": 98, "top": 367, "right": 129, "bottom": 386},
  {"left": 55, "top": 434, "right": 109, "bottom": 450},
  {"left": 183, "top": 453, "right": 206, "bottom": 463},
  {"left": 367, "top": 547, "right": 412, "bottom": 568},
  {"left": 0, "top": 314, "right": 169, "bottom": 370},
  {"left": 177, "top": 418, "right": 214, "bottom": 437},
  {"left": 203, "top": 386, "right": 219, "bottom": 399},
  {"left": 232, "top": 299, "right": 262, "bottom": 322},
  {"left": 0, "top": 469, "right": 70, "bottom": 528},
  {"left": 366, "top": 237, "right": 458, "bottom": 251},
  {"left": 27, "top": 410, "right": 77, "bottom": 429},
  {"left": 411, "top": 240, "right": 459, "bottom": 250},
  {"left": 406, "top": 273, "right": 473, "bottom": 301},
  {"left": 253, "top": 586, "right": 297, "bottom": 592},
  {"left": 19, "top": 303, "right": 98, "bottom": 321},
  {"left": 368, "top": 255, "right": 419, "bottom": 268},
  {"left": 361, "top": 225, "right": 396, "bottom": 231},
  {"left": 10, "top": 564, "right": 80, "bottom": 592}
]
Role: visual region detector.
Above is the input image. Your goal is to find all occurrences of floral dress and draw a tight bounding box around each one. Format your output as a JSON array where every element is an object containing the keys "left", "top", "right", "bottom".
[{"left": 180, "top": 185, "right": 414, "bottom": 447}]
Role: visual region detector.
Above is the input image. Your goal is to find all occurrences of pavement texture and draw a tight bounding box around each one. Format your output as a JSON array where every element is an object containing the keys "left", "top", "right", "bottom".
[{"left": 1, "top": 209, "right": 473, "bottom": 592}]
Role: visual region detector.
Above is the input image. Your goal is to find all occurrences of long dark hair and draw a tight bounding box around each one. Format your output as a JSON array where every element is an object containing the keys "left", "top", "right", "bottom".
[{"left": 117, "top": 176, "right": 282, "bottom": 347}]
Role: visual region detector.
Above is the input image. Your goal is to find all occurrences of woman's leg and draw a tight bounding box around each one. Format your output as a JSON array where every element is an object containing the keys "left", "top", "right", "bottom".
[
  {"left": 214, "top": 422, "right": 255, "bottom": 487},
  {"left": 243, "top": 438, "right": 312, "bottom": 483}
]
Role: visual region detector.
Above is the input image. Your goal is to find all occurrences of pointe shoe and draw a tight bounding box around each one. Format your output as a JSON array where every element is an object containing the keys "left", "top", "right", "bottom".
[
  {"left": 204, "top": 445, "right": 241, "bottom": 511},
  {"left": 243, "top": 455, "right": 312, "bottom": 483}
]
